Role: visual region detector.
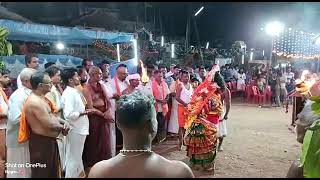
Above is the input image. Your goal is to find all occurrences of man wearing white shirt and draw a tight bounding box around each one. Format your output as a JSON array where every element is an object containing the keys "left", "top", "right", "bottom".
[
  {"left": 0, "top": 69, "right": 10, "bottom": 178},
  {"left": 284, "top": 67, "right": 295, "bottom": 83},
  {"left": 61, "top": 67, "right": 94, "bottom": 178},
  {"left": 6, "top": 68, "right": 36, "bottom": 178},
  {"left": 17, "top": 54, "right": 39, "bottom": 89},
  {"left": 105, "top": 64, "right": 128, "bottom": 155}
]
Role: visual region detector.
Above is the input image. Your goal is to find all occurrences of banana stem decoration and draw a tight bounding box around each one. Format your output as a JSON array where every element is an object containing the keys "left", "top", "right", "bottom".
[{"left": 0, "top": 27, "right": 13, "bottom": 70}]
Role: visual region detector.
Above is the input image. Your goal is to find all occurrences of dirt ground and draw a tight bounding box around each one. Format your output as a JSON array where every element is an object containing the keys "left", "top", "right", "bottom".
[{"left": 153, "top": 100, "right": 301, "bottom": 178}]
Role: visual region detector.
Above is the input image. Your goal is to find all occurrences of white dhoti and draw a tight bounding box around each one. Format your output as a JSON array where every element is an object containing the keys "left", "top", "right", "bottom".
[
  {"left": 109, "top": 122, "right": 116, "bottom": 157},
  {"left": 57, "top": 133, "right": 66, "bottom": 171},
  {"left": 65, "top": 131, "right": 87, "bottom": 178},
  {"left": 6, "top": 143, "right": 31, "bottom": 178},
  {"left": 168, "top": 98, "right": 179, "bottom": 134},
  {"left": 219, "top": 120, "right": 227, "bottom": 137},
  {"left": 219, "top": 106, "right": 227, "bottom": 137}
]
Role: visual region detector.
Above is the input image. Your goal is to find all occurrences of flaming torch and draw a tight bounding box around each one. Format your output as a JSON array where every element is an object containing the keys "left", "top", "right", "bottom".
[
  {"left": 140, "top": 60, "right": 149, "bottom": 85},
  {"left": 295, "top": 70, "right": 317, "bottom": 98}
]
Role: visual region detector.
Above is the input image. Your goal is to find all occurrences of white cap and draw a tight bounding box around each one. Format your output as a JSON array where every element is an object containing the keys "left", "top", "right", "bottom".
[{"left": 127, "top": 73, "right": 141, "bottom": 81}]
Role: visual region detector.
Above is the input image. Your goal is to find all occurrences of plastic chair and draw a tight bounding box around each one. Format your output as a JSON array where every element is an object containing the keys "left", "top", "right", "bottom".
[
  {"left": 252, "top": 86, "right": 264, "bottom": 104},
  {"left": 264, "top": 86, "right": 273, "bottom": 104},
  {"left": 245, "top": 85, "right": 254, "bottom": 103}
]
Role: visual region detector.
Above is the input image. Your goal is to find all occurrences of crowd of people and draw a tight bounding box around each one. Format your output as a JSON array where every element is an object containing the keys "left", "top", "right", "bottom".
[
  {"left": 3, "top": 53, "right": 305, "bottom": 178},
  {"left": 217, "top": 63, "right": 297, "bottom": 107}
]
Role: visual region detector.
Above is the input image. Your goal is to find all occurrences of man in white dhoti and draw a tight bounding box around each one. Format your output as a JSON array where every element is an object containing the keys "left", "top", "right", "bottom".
[
  {"left": 17, "top": 54, "right": 39, "bottom": 89},
  {"left": 218, "top": 87, "right": 231, "bottom": 152},
  {"left": 105, "top": 64, "right": 128, "bottom": 156},
  {"left": 6, "top": 68, "right": 36, "bottom": 178},
  {"left": 61, "top": 67, "right": 92, "bottom": 178},
  {"left": 167, "top": 75, "right": 180, "bottom": 136}
]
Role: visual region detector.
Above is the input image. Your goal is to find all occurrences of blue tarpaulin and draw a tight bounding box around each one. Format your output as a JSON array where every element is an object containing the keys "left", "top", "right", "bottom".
[
  {"left": 2, "top": 54, "right": 137, "bottom": 78},
  {"left": 0, "top": 19, "right": 135, "bottom": 45},
  {"left": 2, "top": 54, "right": 83, "bottom": 65}
]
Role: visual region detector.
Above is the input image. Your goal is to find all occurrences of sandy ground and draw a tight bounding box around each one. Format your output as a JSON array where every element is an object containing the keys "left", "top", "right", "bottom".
[{"left": 153, "top": 101, "right": 301, "bottom": 178}]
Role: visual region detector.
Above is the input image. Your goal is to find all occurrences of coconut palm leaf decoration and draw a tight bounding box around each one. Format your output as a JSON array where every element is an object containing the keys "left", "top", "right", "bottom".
[{"left": 0, "top": 27, "right": 13, "bottom": 70}]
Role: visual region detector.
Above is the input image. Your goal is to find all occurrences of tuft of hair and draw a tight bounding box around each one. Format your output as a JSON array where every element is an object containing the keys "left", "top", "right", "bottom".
[
  {"left": 20, "top": 68, "right": 37, "bottom": 82},
  {"left": 25, "top": 53, "right": 38, "bottom": 66},
  {"left": 153, "top": 69, "right": 161, "bottom": 75},
  {"left": 191, "top": 77, "right": 200, "bottom": 83},
  {"left": 45, "top": 65, "right": 61, "bottom": 78},
  {"left": 0, "top": 68, "right": 10, "bottom": 76},
  {"left": 116, "top": 91, "right": 154, "bottom": 129},
  {"left": 214, "top": 72, "right": 226, "bottom": 90},
  {"left": 30, "top": 71, "right": 47, "bottom": 90},
  {"left": 82, "top": 59, "right": 92, "bottom": 67},
  {"left": 44, "top": 62, "right": 56, "bottom": 69},
  {"left": 78, "top": 67, "right": 87, "bottom": 76},
  {"left": 116, "top": 63, "right": 127, "bottom": 70},
  {"left": 61, "top": 67, "right": 78, "bottom": 85}
]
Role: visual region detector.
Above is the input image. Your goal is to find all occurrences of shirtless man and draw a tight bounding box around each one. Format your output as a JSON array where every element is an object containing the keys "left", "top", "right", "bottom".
[
  {"left": 88, "top": 91, "right": 194, "bottom": 178},
  {"left": 82, "top": 66, "right": 113, "bottom": 174},
  {"left": 19, "top": 71, "right": 71, "bottom": 178}
]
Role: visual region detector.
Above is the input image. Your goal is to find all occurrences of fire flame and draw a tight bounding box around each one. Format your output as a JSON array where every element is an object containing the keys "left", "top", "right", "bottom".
[
  {"left": 295, "top": 70, "right": 316, "bottom": 95},
  {"left": 140, "top": 60, "right": 149, "bottom": 83}
]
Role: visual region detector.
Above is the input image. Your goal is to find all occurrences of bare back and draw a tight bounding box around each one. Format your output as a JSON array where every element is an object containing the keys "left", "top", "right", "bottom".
[
  {"left": 25, "top": 94, "right": 62, "bottom": 138},
  {"left": 88, "top": 153, "right": 194, "bottom": 178}
]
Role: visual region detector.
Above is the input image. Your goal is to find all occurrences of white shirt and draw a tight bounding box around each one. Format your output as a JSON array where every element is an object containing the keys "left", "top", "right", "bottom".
[
  {"left": 179, "top": 83, "right": 193, "bottom": 105},
  {"left": 0, "top": 91, "right": 8, "bottom": 129},
  {"left": 61, "top": 86, "right": 89, "bottom": 135},
  {"left": 6, "top": 86, "right": 32, "bottom": 148},
  {"left": 105, "top": 77, "right": 128, "bottom": 119},
  {"left": 237, "top": 73, "right": 246, "bottom": 82},
  {"left": 284, "top": 72, "right": 295, "bottom": 83}
]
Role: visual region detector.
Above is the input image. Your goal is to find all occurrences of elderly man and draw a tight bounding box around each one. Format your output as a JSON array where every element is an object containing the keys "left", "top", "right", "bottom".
[
  {"left": 0, "top": 69, "right": 11, "bottom": 178},
  {"left": 18, "top": 71, "right": 71, "bottom": 178},
  {"left": 82, "top": 66, "right": 113, "bottom": 174},
  {"left": 122, "top": 74, "right": 141, "bottom": 95},
  {"left": 17, "top": 54, "right": 39, "bottom": 89},
  {"left": 7, "top": 68, "right": 36, "bottom": 178},
  {"left": 88, "top": 92, "right": 194, "bottom": 178},
  {"left": 106, "top": 64, "right": 128, "bottom": 155}
]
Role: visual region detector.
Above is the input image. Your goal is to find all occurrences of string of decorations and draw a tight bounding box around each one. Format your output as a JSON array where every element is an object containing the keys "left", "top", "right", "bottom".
[{"left": 274, "top": 27, "right": 320, "bottom": 60}]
